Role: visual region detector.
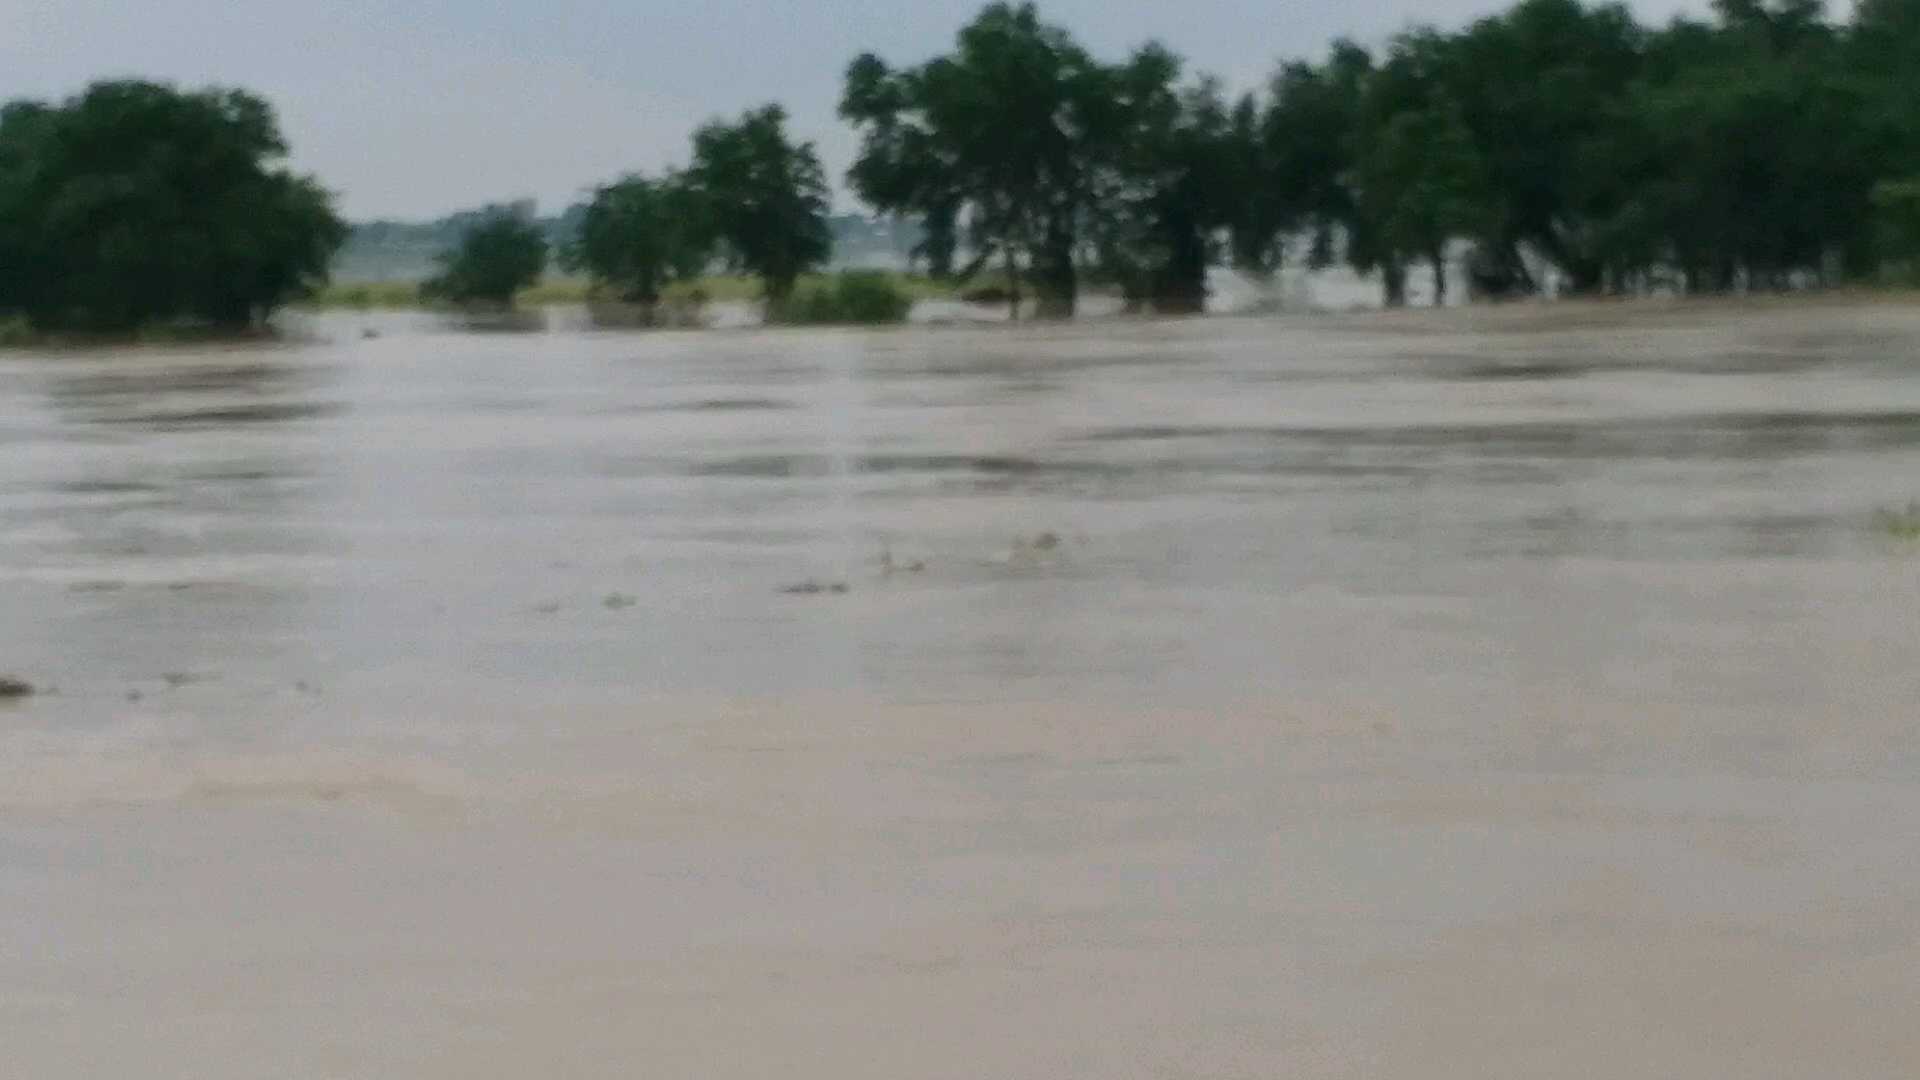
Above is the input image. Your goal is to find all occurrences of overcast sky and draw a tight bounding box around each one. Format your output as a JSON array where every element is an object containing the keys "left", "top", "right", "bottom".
[{"left": 3, "top": 0, "right": 1714, "bottom": 220}]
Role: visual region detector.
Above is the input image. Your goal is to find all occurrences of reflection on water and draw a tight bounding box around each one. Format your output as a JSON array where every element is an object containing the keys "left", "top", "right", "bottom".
[{"left": 3, "top": 303, "right": 1920, "bottom": 1079}]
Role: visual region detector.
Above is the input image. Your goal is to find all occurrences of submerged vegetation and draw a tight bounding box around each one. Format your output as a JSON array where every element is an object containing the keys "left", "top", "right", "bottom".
[
  {"left": 844, "top": 0, "right": 1920, "bottom": 312},
  {"left": 309, "top": 271, "right": 957, "bottom": 314},
  {"left": 421, "top": 212, "right": 550, "bottom": 308},
  {"left": 767, "top": 271, "right": 915, "bottom": 325},
  {"left": 1874, "top": 501, "right": 1920, "bottom": 540},
  {"left": 560, "top": 105, "right": 831, "bottom": 317}
]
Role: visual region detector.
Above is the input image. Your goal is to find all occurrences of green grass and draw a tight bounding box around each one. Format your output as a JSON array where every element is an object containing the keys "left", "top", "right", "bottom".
[
  {"left": 305, "top": 280, "right": 426, "bottom": 308},
  {"left": 516, "top": 278, "right": 596, "bottom": 306},
  {"left": 1874, "top": 501, "right": 1920, "bottom": 540},
  {"left": 308, "top": 271, "right": 969, "bottom": 311},
  {"left": 766, "top": 271, "right": 916, "bottom": 326}
]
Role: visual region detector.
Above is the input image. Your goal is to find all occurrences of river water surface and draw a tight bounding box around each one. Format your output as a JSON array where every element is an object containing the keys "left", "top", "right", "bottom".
[{"left": 3, "top": 302, "right": 1919, "bottom": 1077}]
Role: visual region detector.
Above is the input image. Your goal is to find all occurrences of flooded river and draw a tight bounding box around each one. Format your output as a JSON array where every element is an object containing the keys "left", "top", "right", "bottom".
[{"left": 2, "top": 301, "right": 1918, "bottom": 1077}]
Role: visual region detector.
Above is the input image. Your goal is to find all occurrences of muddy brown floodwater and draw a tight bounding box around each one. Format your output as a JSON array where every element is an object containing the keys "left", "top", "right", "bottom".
[{"left": 2, "top": 301, "right": 1919, "bottom": 1078}]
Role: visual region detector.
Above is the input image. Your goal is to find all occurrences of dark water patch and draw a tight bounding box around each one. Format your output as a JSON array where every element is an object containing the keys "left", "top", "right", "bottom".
[
  {"left": 53, "top": 479, "right": 161, "bottom": 496},
  {"left": 1258, "top": 410, "right": 1920, "bottom": 460},
  {"left": 187, "top": 466, "right": 307, "bottom": 484},
  {"left": 1079, "top": 425, "right": 1248, "bottom": 443},
  {"left": 1450, "top": 362, "right": 1585, "bottom": 382},
  {"left": 53, "top": 364, "right": 309, "bottom": 399},
  {"left": 100, "top": 401, "right": 347, "bottom": 429},
  {"left": 601, "top": 397, "right": 799, "bottom": 416},
  {"left": 685, "top": 452, "right": 1129, "bottom": 480},
  {"left": 667, "top": 397, "right": 796, "bottom": 413},
  {"left": 859, "top": 454, "right": 1050, "bottom": 476},
  {"left": 690, "top": 454, "right": 837, "bottom": 479}
]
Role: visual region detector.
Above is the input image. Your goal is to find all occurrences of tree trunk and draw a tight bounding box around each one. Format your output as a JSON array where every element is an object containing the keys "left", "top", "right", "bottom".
[
  {"left": 1151, "top": 219, "right": 1210, "bottom": 314},
  {"left": 1430, "top": 251, "right": 1447, "bottom": 308},
  {"left": 1382, "top": 261, "right": 1408, "bottom": 309},
  {"left": 1004, "top": 249, "right": 1021, "bottom": 323},
  {"left": 1032, "top": 226, "right": 1077, "bottom": 319}
]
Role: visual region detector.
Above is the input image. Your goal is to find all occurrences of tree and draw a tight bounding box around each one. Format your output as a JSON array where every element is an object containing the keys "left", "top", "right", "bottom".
[
  {"left": 0, "top": 80, "right": 344, "bottom": 332},
  {"left": 1224, "top": 93, "right": 1288, "bottom": 280},
  {"left": 1350, "top": 33, "right": 1489, "bottom": 306},
  {"left": 1258, "top": 43, "right": 1376, "bottom": 288},
  {"left": 1084, "top": 51, "right": 1241, "bottom": 312},
  {"left": 423, "top": 211, "right": 548, "bottom": 307},
  {"left": 1442, "top": 0, "right": 1647, "bottom": 295},
  {"left": 563, "top": 173, "right": 711, "bottom": 308},
  {"left": 1623, "top": 2, "right": 1873, "bottom": 292},
  {"left": 843, "top": 3, "right": 1110, "bottom": 317},
  {"left": 685, "top": 105, "right": 830, "bottom": 303}
]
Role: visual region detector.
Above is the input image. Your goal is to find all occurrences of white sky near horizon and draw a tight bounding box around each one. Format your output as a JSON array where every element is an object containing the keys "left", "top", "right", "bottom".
[{"left": 3, "top": 0, "right": 1721, "bottom": 220}]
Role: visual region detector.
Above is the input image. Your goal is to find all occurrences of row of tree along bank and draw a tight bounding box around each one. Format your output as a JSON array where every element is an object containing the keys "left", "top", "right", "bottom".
[
  {"left": 9, "top": 0, "right": 1920, "bottom": 334},
  {"left": 845, "top": 0, "right": 1920, "bottom": 314},
  {"left": 422, "top": 105, "right": 836, "bottom": 317}
]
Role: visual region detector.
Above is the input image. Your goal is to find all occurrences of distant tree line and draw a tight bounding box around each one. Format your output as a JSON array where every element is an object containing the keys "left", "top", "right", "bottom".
[
  {"left": 13, "top": 0, "right": 1920, "bottom": 332},
  {"left": 558, "top": 105, "right": 831, "bottom": 311},
  {"left": 423, "top": 104, "right": 833, "bottom": 313},
  {"left": 845, "top": 0, "right": 1920, "bottom": 311}
]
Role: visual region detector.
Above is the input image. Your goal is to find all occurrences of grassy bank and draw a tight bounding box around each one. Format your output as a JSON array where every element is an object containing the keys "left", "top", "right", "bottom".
[{"left": 306, "top": 271, "right": 970, "bottom": 311}]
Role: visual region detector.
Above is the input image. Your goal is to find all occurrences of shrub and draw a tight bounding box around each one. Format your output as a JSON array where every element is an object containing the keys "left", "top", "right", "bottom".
[
  {"left": 768, "top": 270, "right": 914, "bottom": 325},
  {"left": 421, "top": 214, "right": 548, "bottom": 307}
]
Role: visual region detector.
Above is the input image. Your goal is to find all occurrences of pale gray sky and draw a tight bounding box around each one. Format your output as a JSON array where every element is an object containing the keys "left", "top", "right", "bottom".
[{"left": 3, "top": 0, "right": 1713, "bottom": 220}]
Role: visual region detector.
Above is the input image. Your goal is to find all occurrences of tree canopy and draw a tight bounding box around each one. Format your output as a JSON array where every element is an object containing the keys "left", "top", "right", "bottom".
[
  {"left": 843, "top": 3, "right": 1112, "bottom": 316},
  {"left": 0, "top": 80, "right": 344, "bottom": 332},
  {"left": 562, "top": 174, "right": 710, "bottom": 307},
  {"left": 18, "top": 2, "right": 1920, "bottom": 327},
  {"left": 843, "top": 0, "right": 1920, "bottom": 310},
  {"left": 422, "top": 211, "right": 549, "bottom": 307},
  {"left": 684, "top": 106, "right": 831, "bottom": 303}
]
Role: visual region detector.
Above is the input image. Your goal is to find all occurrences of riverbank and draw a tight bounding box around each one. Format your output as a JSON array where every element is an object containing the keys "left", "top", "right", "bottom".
[
  {"left": 9, "top": 280, "right": 1920, "bottom": 350},
  {"left": 303, "top": 271, "right": 975, "bottom": 311}
]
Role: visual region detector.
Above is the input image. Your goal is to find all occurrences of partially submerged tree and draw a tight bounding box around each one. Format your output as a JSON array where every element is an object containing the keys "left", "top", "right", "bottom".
[
  {"left": 843, "top": 3, "right": 1111, "bottom": 317},
  {"left": 1084, "top": 52, "right": 1242, "bottom": 313},
  {"left": 685, "top": 105, "right": 831, "bottom": 303},
  {"left": 423, "top": 212, "right": 548, "bottom": 307},
  {"left": 0, "top": 80, "right": 344, "bottom": 333},
  {"left": 563, "top": 173, "right": 711, "bottom": 309},
  {"left": 1350, "top": 33, "right": 1489, "bottom": 306}
]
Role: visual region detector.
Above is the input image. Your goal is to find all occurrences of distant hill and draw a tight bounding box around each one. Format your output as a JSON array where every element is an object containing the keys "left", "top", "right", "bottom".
[{"left": 332, "top": 204, "right": 921, "bottom": 282}]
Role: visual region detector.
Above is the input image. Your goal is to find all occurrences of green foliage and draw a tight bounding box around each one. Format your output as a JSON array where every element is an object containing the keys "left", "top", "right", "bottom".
[
  {"left": 1874, "top": 501, "right": 1920, "bottom": 540},
  {"left": 1872, "top": 179, "right": 1920, "bottom": 281},
  {"left": 843, "top": 3, "right": 1111, "bottom": 317},
  {"left": 562, "top": 174, "right": 710, "bottom": 306},
  {"left": 685, "top": 106, "right": 831, "bottom": 302},
  {"left": 1345, "top": 32, "right": 1489, "bottom": 305},
  {"left": 767, "top": 271, "right": 915, "bottom": 325},
  {"left": 0, "top": 80, "right": 344, "bottom": 333},
  {"left": 1084, "top": 57, "right": 1244, "bottom": 313},
  {"left": 422, "top": 213, "right": 548, "bottom": 307}
]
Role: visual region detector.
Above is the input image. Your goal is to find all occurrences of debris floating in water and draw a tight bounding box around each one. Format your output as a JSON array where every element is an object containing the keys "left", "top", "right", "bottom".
[
  {"left": 879, "top": 548, "right": 928, "bottom": 575},
  {"left": 603, "top": 593, "right": 638, "bottom": 610},
  {"left": 1004, "top": 530, "right": 1071, "bottom": 568},
  {"left": 780, "top": 581, "right": 851, "bottom": 596},
  {"left": 0, "top": 676, "right": 35, "bottom": 700}
]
